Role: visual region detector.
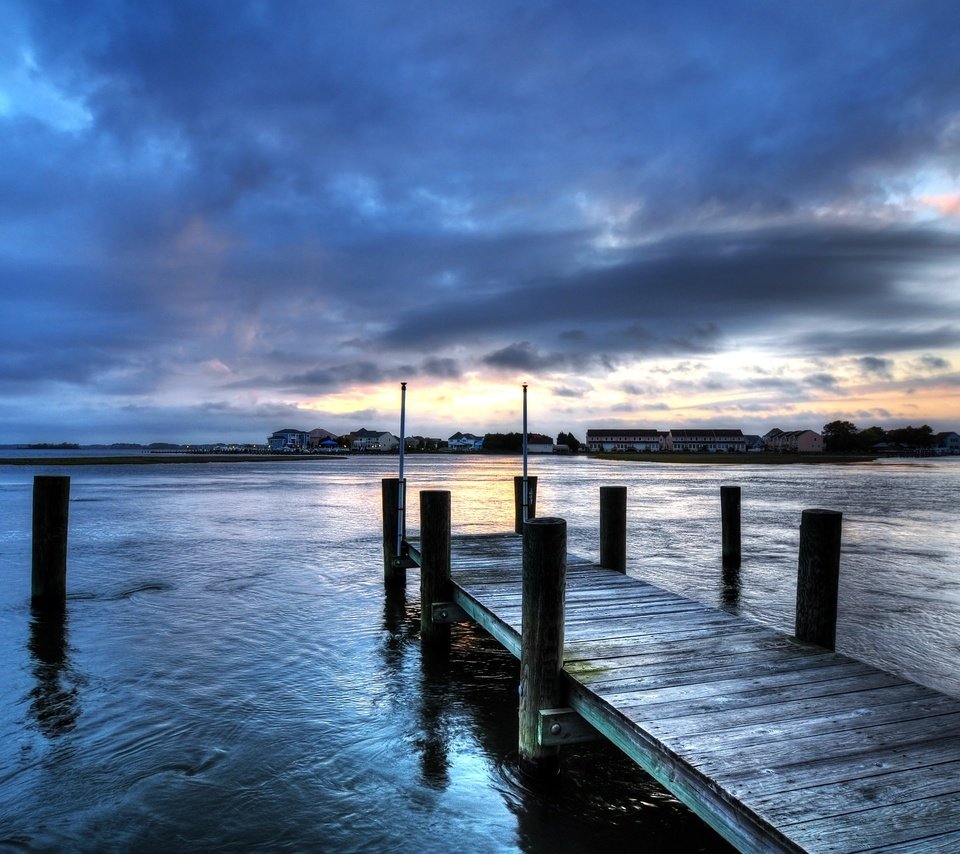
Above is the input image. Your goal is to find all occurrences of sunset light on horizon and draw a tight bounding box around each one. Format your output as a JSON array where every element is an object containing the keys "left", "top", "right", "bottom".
[{"left": 2, "top": 1, "right": 959, "bottom": 444}]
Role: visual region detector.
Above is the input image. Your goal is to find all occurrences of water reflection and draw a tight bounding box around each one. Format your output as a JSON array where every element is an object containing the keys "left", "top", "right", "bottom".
[
  {"left": 27, "top": 605, "right": 80, "bottom": 738},
  {"left": 417, "top": 643, "right": 452, "bottom": 789},
  {"left": 379, "top": 587, "right": 452, "bottom": 790},
  {"left": 721, "top": 562, "right": 741, "bottom": 610}
]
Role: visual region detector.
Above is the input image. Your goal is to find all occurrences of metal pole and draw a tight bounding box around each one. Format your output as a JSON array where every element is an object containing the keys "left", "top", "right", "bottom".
[
  {"left": 398, "top": 381, "right": 407, "bottom": 554},
  {"left": 522, "top": 383, "right": 529, "bottom": 523}
]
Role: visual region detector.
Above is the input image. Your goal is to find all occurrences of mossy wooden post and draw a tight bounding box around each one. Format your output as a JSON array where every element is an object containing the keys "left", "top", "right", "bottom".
[
  {"left": 599, "top": 486, "right": 627, "bottom": 573},
  {"left": 382, "top": 477, "right": 405, "bottom": 588},
  {"left": 519, "top": 516, "right": 566, "bottom": 780},
  {"left": 720, "top": 485, "right": 741, "bottom": 567},
  {"left": 420, "top": 490, "right": 451, "bottom": 646},
  {"left": 795, "top": 508, "right": 842, "bottom": 650},
  {"left": 513, "top": 475, "right": 538, "bottom": 534},
  {"left": 32, "top": 475, "right": 70, "bottom": 607}
]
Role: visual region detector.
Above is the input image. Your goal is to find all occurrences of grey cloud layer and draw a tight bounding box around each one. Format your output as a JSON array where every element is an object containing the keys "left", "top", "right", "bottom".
[{"left": 2, "top": 0, "right": 959, "bottom": 439}]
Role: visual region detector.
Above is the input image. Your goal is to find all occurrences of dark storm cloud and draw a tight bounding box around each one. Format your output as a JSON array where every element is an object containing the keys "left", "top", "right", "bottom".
[
  {"left": 482, "top": 342, "right": 556, "bottom": 372},
  {"left": 422, "top": 357, "right": 462, "bottom": 379},
  {"left": 382, "top": 225, "right": 960, "bottom": 361},
  {"left": 805, "top": 373, "right": 840, "bottom": 390},
  {"left": 858, "top": 356, "right": 895, "bottom": 379},
  {"left": 915, "top": 354, "right": 951, "bottom": 372}
]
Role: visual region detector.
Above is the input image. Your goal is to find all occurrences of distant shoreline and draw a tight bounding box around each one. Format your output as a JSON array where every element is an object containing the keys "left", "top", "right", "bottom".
[
  {"left": 0, "top": 454, "right": 349, "bottom": 466},
  {"left": 594, "top": 452, "right": 880, "bottom": 464},
  {"left": 0, "top": 451, "right": 888, "bottom": 466}
]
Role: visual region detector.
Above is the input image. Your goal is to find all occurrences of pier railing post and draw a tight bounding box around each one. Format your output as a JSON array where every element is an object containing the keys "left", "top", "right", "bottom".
[
  {"left": 599, "top": 486, "right": 627, "bottom": 573},
  {"left": 519, "top": 516, "right": 566, "bottom": 780},
  {"left": 32, "top": 475, "right": 70, "bottom": 607},
  {"left": 795, "top": 508, "right": 842, "bottom": 650},
  {"left": 382, "top": 478, "right": 405, "bottom": 587},
  {"left": 721, "top": 485, "right": 741, "bottom": 567},
  {"left": 513, "top": 475, "right": 538, "bottom": 534},
  {"left": 420, "top": 490, "right": 452, "bottom": 646}
]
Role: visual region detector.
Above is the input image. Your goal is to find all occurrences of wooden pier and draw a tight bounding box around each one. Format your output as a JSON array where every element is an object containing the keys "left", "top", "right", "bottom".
[{"left": 385, "top": 482, "right": 960, "bottom": 853}]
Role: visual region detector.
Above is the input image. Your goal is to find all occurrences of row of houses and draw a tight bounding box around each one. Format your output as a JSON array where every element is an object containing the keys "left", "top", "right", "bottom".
[
  {"left": 268, "top": 427, "right": 557, "bottom": 453},
  {"left": 270, "top": 426, "right": 960, "bottom": 455},
  {"left": 587, "top": 428, "right": 960, "bottom": 454},
  {"left": 585, "top": 428, "right": 824, "bottom": 454}
]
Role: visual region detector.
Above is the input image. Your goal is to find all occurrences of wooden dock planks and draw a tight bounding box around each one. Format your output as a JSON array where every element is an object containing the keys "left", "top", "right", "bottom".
[{"left": 447, "top": 533, "right": 960, "bottom": 854}]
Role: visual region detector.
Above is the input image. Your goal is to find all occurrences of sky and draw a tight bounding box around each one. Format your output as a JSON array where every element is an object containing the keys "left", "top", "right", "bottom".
[{"left": 2, "top": 0, "right": 959, "bottom": 445}]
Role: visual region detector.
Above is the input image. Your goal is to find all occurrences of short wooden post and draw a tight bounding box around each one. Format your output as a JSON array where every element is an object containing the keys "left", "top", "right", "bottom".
[
  {"left": 720, "top": 485, "right": 741, "bottom": 567},
  {"left": 32, "top": 475, "right": 70, "bottom": 607},
  {"left": 599, "top": 486, "right": 626, "bottom": 573},
  {"left": 519, "top": 516, "right": 566, "bottom": 780},
  {"left": 795, "top": 509, "right": 842, "bottom": 650},
  {"left": 381, "top": 478, "right": 405, "bottom": 587},
  {"left": 513, "top": 475, "right": 538, "bottom": 534},
  {"left": 420, "top": 490, "right": 452, "bottom": 645}
]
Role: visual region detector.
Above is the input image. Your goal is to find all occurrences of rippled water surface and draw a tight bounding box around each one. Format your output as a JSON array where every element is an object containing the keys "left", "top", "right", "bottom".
[{"left": 1, "top": 454, "right": 957, "bottom": 851}]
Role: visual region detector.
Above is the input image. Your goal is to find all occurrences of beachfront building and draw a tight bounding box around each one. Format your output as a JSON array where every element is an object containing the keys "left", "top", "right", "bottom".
[
  {"left": 268, "top": 428, "right": 309, "bottom": 451},
  {"left": 763, "top": 429, "right": 824, "bottom": 453},
  {"left": 586, "top": 429, "right": 664, "bottom": 453},
  {"left": 350, "top": 428, "right": 399, "bottom": 452},
  {"left": 527, "top": 433, "right": 555, "bottom": 454},
  {"left": 932, "top": 431, "right": 960, "bottom": 455},
  {"left": 448, "top": 432, "right": 484, "bottom": 451},
  {"left": 666, "top": 429, "right": 746, "bottom": 453}
]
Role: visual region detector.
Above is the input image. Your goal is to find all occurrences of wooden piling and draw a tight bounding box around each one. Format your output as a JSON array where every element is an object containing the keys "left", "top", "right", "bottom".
[
  {"left": 420, "top": 490, "right": 452, "bottom": 645},
  {"left": 795, "top": 508, "right": 842, "bottom": 650},
  {"left": 31, "top": 475, "right": 70, "bottom": 607},
  {"left": 720, "top": 485, "right": 741, "bottom": 567},
  {"left": 518, "top": 516, "right": 566, "bottom": 779},
  {"left": 599, "top": 486, "right": 627, "bottom": 573},
  {"left": 381, "top": 478, "right": 405, "bottom": 587},
  {"left": 513, "top": 475, "right": 538, "bottom": 534}
]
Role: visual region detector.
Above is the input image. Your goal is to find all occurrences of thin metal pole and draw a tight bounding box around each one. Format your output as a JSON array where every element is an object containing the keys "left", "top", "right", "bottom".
[
  {"left": 397, "top": 381, "right": 407, "bottom": 554},
  {"left": 522, "top": 383, "right": 529, "bottom": 523}
]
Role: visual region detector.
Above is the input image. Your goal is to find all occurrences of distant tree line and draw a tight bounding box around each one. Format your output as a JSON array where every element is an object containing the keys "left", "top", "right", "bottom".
[
  {"left": 480, "top": 432, "right": 582, "bottom": 452},
  {"left": 822, "top": 421, "right": 935, "bottom": 453},
  {"left": 25, "top": 442, "right": 80, "bottom": 450},
  {"left": 556, "top": 431, "right": 582, "bottom": 452}
]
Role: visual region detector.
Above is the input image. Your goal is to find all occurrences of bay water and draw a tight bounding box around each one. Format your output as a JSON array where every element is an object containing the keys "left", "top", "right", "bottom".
[{"left": 1, "top": 454, "right": 957, "bottom": 851}]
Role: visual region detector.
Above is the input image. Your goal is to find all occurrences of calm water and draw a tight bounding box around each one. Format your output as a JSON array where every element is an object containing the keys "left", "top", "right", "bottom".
[{"left": 1, "top": 454, "right": 958, "bottom": 851}]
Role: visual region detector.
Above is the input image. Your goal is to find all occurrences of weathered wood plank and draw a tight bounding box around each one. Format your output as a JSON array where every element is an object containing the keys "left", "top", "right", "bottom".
[
  {"left": 751, "top": 759, "right": 960, "bottom": 825},
  {"left": 718, "top": 736, "right": 960, "bottom": 800},
  {"left": 442, "top": 534, "right": 960, "bottom": 853},
  {"left": 784, "top": 790, "right": 960, "bottom": 853},
  {"left": 639, "top": 682, "right": 957, "bottom": 739}
]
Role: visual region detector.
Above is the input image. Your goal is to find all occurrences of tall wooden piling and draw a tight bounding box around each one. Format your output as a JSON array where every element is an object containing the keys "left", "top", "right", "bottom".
[
  {"left": 720, "top": 485, "right": 741, "bottom": 567},
  {"left": 31, "top": 475, "right": 70, "bottom": 607},
  {"left": 795, "top": 508, "right": 842, "bottom": 650},
  {"left": 518, "top": 516, "right": 566, "bottom": 780},
  {"left": 599, "top": 486, "right": 627, "bottom": 573},
  {"left": 513, "top": 475, "right": 538, "bottom": 534},
  {"left": 420, "top": 490, "right": 452, "bottom": 645},
  {"left": 381, "top": 478, "right": 405, "bottom": 587}
]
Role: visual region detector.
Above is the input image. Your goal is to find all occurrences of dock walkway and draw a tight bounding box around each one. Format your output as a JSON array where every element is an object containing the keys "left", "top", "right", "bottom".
[{"left": 445, "top": 533, "right": 960, "bottom": 853}]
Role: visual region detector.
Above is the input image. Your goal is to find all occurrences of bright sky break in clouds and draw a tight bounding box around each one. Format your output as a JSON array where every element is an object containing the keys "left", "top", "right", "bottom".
[{"left": 1, "top": 0, "right": 959, "bottom": 443}]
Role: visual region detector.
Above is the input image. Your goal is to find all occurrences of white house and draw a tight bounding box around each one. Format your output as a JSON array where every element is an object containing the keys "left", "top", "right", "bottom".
[
  {"left": 350, "top": 428, "right": 399, "bottom": 452},
  {"left": 448, "top": 432, "right": 484, "bottom": 451},
  {"left": 933, "top": 431, "right": 960, "bottom": 455},
  {"left": 527, "top": 433, "right": 555, "bottom": 454}
]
